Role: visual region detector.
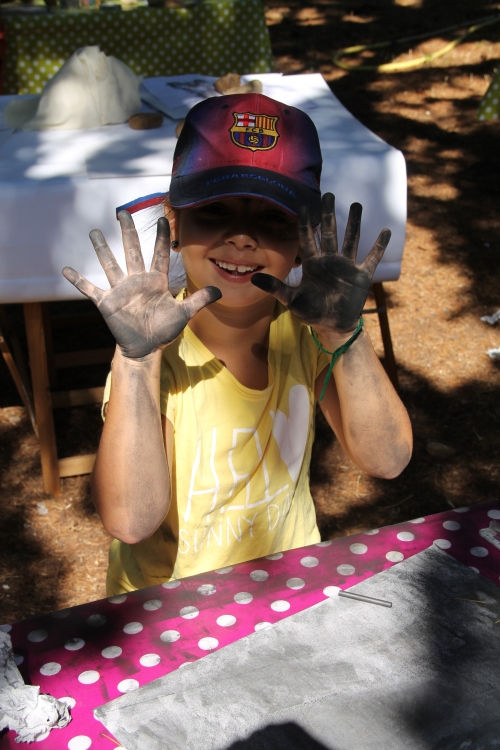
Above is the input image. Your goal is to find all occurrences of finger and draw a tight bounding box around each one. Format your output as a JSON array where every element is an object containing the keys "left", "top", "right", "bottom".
[
  {"left": 62, "top": 266, "right": 104, "bottom": 305},
  {"left": 181, "top": 286, "right": 222, "bottom": 319},
  {"left": 89, "top": 229, "right": 125, "bottom": 286},
  {"left": 298, "top": 206, "right": 317, "bottom": 262},
  {"left": 150, "top": 217, "right": 171, "bottom": 276},
  {"left": 361, "top": 228, "right": 391, "bottom": 279},
  {"left": 251, "top": 273, "right": 294, "bottom": 306},
  {"left": 320, "top": 193, "right": 338, "bottom": 256},
  {"left": 118, "top": 210, "right": 146, "bottom": 275},
  {"left": 341, "top": 202, "right": 362, "bottom": 261}
]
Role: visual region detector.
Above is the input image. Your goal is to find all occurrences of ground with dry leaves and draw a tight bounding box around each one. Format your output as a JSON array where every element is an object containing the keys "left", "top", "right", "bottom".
[{"left": 1, "top": 0, "right": 499, "bottom": 624}]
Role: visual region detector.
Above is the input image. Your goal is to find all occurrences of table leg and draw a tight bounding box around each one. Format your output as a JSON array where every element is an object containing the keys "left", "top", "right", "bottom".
[
  {"left": 24, "top": 302, "right": 61, "bottom": 496},
  {"left": 372, "top": 282, "right": 399, "bottom": 391},
  {"left": 0, "top": 305, "right": 37, "bottom": 434}
]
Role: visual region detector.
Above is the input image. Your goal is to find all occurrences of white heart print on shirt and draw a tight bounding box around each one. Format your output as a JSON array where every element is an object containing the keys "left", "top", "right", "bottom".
[{"left": 270, "top": 385, "right": 310, "bottom": 483}]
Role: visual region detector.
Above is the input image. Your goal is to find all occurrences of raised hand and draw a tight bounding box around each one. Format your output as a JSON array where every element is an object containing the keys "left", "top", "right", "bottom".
[
  {"left": 251, "top": 193, "right": 391, "bottom": 334},
  {"left": 62, "top": 211, "right": 221, "bottom": 359}
]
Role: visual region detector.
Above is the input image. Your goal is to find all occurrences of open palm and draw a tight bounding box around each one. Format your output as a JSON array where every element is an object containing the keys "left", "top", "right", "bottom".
[
  {"left": 62, "top": 211, "right": 221, "bottom": 359},
  {"left": 251, "top": 193, "right": 391, "bottom": 333}
]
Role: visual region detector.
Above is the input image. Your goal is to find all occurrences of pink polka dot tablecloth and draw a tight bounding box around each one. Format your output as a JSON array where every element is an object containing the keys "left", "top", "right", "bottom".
[{"left": 1, "top": 499, "right": 499, "bottom": 749}]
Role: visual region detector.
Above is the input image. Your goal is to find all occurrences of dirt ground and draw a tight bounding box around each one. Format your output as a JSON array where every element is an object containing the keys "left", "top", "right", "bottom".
[{"left": 1, "top": 0, "right": 500, "bottom": 625}]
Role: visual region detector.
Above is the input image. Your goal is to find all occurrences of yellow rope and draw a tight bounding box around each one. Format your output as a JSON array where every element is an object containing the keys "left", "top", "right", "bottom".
[{"left": 333, "top": 14, "right": 500, "bottom": 73}]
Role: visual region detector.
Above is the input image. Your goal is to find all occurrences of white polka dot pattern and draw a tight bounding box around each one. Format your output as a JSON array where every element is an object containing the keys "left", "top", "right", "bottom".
[
  {"left": 143, "top": 599, "right": 162, "bottom": 611},
  {"left": 65, "top": 638, "right": 85, "bottom": 651},
  {"left": 234, "top": 592, "right": 253, "bottom": 604},
  {"left": 250, "top": 570, "right": 269, "bottom": 581},
  {"left": 198, "top": 584, "right": 216, "bottom": 595},
  {"left": 160, "top": 630, "right": 180, "bottom": 643},
  {"left": 470, "top": 547, "right": 488, "bottom": 557},
  {"left": 337, "top": 564, "right": 355, "bottom": 576},
  {"left": 51, "top": 608, "right": 71, "bottom": 618},
  {"left": 87, "top": 614, "right": 106, "bottom": 627},
  {"left": 108, "top": 595, "right": 127, "bottom": 604},
  {"left": 40, "top": 661, "right": 61, "bottom": 676},
  {"left": 2, "top": 2, "right": 273, "bottom": 96},
  {"left": 478, "top": 71, "right": 500, "bottom": 120},
  {"left": 27, "top": 629, "right": 47, "bottom": 642},
  {"left": 102, "top": 646, "right": 122, "bottom": 658},
  {"left": 140, "top": 653, "right": 161, "bottom": 667},
  {"left": 68, "top": 737, "right": 92, "bottom": 750},
  {"left": 396, "top": 531, "right": 415, "bottom": 542},
  {"left": 198, "top": 637, "right": 219, "bottom": 650},
  {"left": 162, "top": 580, "right": 181, "bottom": 589},
  {"left": 386, "top": 551, "right": 404, "bottom": 562},
  {"left": 443, "top": 521, "right": 460, "bottom": 531},
  {"left": 286, "top": 577, "right": 305, "bottom": 589},
  {"left": 300, "top": 556, "right": 319, "bottom": 567},
  {"left": 78, "top": 670, "right": 99, "bottom": 684},
  {"left": 117, "top": 678, "right": 139, "bottom": 693},
  {"left": 349, "top": 543, "right": 368, "bottom": 554},
  {"left": 217, "top": 614, "right": 236, "bottom": 627},
  {"left": 434, "top": 539, "right": 452, "bottom": 549},
  {"left": 59, "top": 696, "right": 76, "bottom": 708},
  {"left": 323, "top": 586, "right": 340, "bottom": 597},
  {"left": 254, "top": 621, "right": 272, "bottom": 631},
  {"left": 123, "top": 622, "right": 143, "bottom": 634},
  {"left": 180, "top": 606, "right": 199, "bottom": 619},
  {"left": 270, "top": 600, "right": 290, "bottom": 612}
]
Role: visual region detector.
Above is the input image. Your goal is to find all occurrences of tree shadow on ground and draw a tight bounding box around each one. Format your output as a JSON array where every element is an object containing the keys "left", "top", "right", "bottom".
[{"left": 312, "top": 361, "right": 500, "bottom": 539}]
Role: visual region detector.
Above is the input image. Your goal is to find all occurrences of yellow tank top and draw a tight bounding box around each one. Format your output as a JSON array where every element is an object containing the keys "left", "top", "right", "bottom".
[{"left": 105, "top": 302, "right": 330, "bottom": 594}]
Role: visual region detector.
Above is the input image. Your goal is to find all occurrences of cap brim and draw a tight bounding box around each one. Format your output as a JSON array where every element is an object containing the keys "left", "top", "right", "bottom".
[{"left": 169, "top": 166, "right": 322, "bottom": 225}]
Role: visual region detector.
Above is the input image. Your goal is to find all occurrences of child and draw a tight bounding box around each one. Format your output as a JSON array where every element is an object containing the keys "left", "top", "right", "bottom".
[{"left": 63, "top": 92, "right": 412, "bottom": 595}]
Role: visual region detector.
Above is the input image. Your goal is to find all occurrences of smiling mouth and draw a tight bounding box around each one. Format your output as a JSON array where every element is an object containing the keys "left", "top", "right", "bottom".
[{"left": 211, "top": 259, "right": 263, "bottom": 276}]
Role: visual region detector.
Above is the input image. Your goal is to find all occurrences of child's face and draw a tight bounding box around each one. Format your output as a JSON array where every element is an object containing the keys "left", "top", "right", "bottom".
[{"left": 177, "top": 197, "right": 300, "bottom": 308}]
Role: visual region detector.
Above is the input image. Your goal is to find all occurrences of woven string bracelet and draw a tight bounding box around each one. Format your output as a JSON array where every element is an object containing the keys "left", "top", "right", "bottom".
[{"left": 310, "top": 316, "right": 364, "bottom": 401}]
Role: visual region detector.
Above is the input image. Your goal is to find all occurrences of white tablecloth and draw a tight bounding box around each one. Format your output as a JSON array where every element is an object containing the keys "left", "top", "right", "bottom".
[{"left": 0, "top": 74, "right": 406, "bottom": 303}]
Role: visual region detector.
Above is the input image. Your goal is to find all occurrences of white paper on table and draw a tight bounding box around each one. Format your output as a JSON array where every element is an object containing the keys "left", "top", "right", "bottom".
[{"left": 0, "top": 631, "right": 71, "bottom": 743}]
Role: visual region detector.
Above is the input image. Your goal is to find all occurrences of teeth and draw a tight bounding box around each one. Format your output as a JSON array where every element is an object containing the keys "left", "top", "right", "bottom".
[{"left": 215, "top": 260, "right": 258, "bottom": 273}]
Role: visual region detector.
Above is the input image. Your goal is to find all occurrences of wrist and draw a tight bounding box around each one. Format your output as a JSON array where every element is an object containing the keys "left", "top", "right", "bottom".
[
  {"left": 312, "top": 322, "right": 362, "bottom": 352},
  {"left": 113, "top": 345, "right": 163, "bottom": 370}
]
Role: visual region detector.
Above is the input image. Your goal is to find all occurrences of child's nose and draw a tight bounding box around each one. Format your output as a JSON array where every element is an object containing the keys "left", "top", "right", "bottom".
[{"left": 225, "top": 233, "right": 258, "bottom": 251}]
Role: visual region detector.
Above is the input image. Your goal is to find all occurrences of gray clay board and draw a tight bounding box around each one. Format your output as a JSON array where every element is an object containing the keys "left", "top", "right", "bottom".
[{"left": 95, "top": 546, "right": 500, "bottom": 750}]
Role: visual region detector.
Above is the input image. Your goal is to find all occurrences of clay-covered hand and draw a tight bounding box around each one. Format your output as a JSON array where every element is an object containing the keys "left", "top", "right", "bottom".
[
  {"left": 62, "top": 211, "right": 221, "bottom": 359},
  {"left": 251, "top": 193, "right": 391, "bottom": 334}
]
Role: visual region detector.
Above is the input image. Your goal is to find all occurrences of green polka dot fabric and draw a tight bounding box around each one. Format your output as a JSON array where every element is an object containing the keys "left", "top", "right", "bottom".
[
  {"left": 478, "top": 69, "right": 500, "bottom": 121},
  {"left": 3, "top": 0, "right": 273, "bottom": 95}
]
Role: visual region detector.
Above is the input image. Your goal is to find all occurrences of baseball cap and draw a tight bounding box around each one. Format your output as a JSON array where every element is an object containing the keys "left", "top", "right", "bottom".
[{"left": 169, "top": 92, "right": 323, "bottom": 224}]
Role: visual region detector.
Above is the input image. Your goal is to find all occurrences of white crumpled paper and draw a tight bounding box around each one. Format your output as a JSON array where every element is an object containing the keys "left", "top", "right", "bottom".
[
  {"left": 0, "top": 631, "right": 71, "bottom": 743},
  {"left": 4, "top": 45, "right": 141, "bottom": 131}
]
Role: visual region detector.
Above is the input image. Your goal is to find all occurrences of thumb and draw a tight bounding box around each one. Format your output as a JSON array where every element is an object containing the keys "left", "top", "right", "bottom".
[
  {"left": 251, "top": 273, "right": 293, "bottom": 306},
  {"left": 181, "top": 286, "right": 222, "bottom": 319}
]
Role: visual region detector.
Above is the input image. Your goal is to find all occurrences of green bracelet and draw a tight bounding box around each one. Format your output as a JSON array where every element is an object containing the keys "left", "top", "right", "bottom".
[{"left": 311, "top": 317, "right": 364, "bottom": 402}]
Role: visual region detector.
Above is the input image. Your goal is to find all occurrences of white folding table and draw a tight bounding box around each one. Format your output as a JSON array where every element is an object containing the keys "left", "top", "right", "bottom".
[{"left": 0, "top": 73, "right": 407, "bottom": 495}]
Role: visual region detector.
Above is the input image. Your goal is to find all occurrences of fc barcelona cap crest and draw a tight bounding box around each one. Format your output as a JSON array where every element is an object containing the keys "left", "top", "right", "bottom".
[{"left": 169, "top": 93, "right": 323, "bottom": 224}]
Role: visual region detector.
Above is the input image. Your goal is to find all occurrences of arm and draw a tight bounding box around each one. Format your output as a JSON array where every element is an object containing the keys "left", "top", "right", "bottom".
[
  {"left": 315, "top": 330, "right": 411, "bottom": 478},
  {"left": 252, "top": 194, "right": 412, "bottom": 479},
  {"left": 63, "top": 212, "right": 220, "bottom": 544}
]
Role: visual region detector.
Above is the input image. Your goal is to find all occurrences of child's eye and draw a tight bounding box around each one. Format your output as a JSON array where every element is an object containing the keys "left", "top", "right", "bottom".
[
  {"left": 196, "top": 202, "right": 229, "bottom": 218},
  {"left": 257, "top": 211, "right": 298, "bottom": 238}
]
